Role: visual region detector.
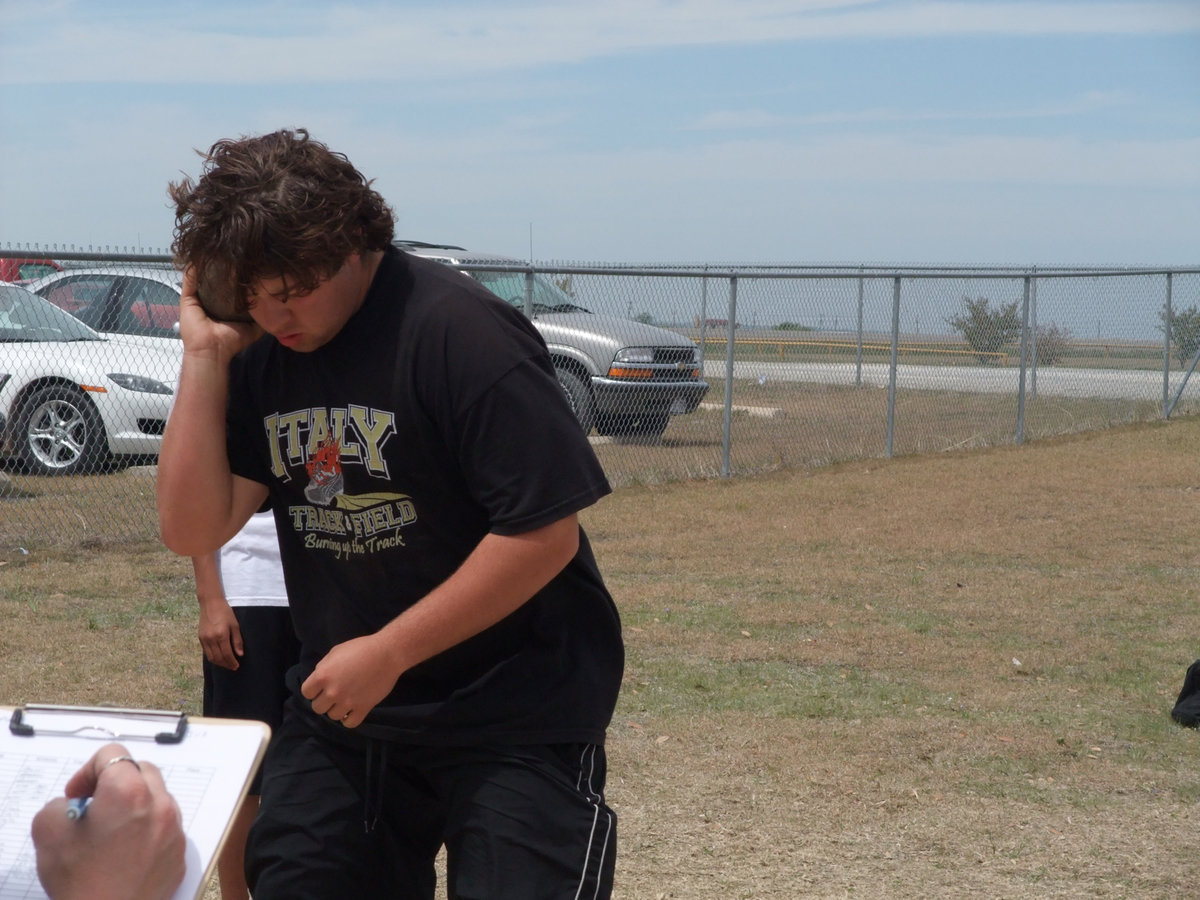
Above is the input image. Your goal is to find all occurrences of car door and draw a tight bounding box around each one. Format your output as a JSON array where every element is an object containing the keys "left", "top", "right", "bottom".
[{"left": 111, "top": 277, "right": 181, "bottom": 339}]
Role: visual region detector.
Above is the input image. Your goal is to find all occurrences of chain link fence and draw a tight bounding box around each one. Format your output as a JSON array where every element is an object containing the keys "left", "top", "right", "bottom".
[{"left": 2, "top": 246, "right": 1198, "bottom": 548}]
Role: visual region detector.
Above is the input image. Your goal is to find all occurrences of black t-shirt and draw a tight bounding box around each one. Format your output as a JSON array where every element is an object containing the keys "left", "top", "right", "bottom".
[{"left": 225, "top": 249, "right": 623, "bottom": 745}]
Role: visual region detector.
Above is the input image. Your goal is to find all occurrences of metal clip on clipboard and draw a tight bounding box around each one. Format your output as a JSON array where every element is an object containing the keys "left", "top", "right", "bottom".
[{"left": 9, "top": 704, "right": 189, "bottom": 744}]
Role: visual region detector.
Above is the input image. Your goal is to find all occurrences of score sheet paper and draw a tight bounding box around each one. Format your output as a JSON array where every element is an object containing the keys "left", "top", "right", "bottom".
[{"left": 0, "top": 710, "right": 268, "bottom": 900}]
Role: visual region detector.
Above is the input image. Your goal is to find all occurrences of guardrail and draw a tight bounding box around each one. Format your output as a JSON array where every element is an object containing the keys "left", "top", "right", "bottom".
[{"left": 704, "top": 336, "right": 1008, "bottom": 365}]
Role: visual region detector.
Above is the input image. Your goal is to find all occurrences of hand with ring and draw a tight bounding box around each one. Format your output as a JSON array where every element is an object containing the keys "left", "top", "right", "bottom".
[
  {"left": 300, "top": 632, "right": 406, "bottom": 729},
  {"left": 31, "top": 742, "right": 186, "bottom": 900}
]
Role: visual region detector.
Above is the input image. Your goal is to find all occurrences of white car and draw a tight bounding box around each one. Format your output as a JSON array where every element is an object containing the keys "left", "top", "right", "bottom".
[
  {"left": 0, "top": 283, "right": 182, "bottom": 476},
  {"left": 26, "top": 266, "right": 184, "bottom": 348}
]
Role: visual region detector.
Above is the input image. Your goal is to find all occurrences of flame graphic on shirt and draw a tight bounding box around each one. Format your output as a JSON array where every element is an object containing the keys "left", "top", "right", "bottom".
[{"left": 304, "top": 435, "right": 345, "bottom": 505}]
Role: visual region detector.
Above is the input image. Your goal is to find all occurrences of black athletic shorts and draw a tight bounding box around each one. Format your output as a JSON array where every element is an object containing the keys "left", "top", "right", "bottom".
[
  {"left": 245, "top": 701, "right": 617, "bottom": 899},
  {"left": 201, "top": 605, "right": 301, "bottom": 793}
]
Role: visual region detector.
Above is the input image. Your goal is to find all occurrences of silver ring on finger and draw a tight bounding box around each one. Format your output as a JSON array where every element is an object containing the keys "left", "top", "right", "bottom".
[{"left": 101, "top": 755, "right": 141, "bottom": 774}]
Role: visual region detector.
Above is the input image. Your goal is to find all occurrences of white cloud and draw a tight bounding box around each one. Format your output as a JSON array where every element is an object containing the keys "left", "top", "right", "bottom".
[
  {"left": 2, "top": 1, "right": 1197, "bottom": 85},
  {"left": 688, "top": 134, "right": 1200, "bottom": 188},
  {"left": 691, "top": 110, "right": 800, "bottom": 130},
  {"left": 690, "top": 91, "right": 1138, "bottom": 130}
]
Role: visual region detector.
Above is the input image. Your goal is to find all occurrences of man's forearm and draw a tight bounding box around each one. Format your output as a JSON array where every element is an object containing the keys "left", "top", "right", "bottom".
[
  {"left": 191, "top": 552, "right": 224, "bottom": 605},
  {"left": 379, "top": 516, "right": 581, "bottom": 676},
  {"left": 301, "top": 515, "right": 581, "bottom": 725},
  {"left": 158, "top": 353, "right": 239, "bottom": 555}
]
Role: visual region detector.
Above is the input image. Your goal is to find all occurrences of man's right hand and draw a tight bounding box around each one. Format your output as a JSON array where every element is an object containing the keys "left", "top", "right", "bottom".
[{"left": 178, "top": 266, "right": 262, "bottom": 361}]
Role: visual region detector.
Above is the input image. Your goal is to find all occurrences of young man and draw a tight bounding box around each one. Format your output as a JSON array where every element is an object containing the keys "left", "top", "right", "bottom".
[{"left": 158, "top": 129, "right": 623, "bottom": 898}]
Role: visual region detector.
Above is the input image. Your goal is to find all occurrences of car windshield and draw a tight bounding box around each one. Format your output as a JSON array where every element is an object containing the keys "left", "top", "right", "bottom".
[
  {"left": 0, "top": 284, "right": 102, "bottom": 342},
  {"left": 469, "top": 270, "right": 592, "bottom": 314}
]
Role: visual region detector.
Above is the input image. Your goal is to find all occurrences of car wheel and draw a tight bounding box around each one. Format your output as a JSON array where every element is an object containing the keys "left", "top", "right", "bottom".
[
  {"left": 596, "top": 412, "right": 670, "bottom": 439},
  {"left": 17, "top": 386, "right": 109, "bottom": 476},
  {"left": 555, "top": 368, "right": 596, "bottom": 434}
]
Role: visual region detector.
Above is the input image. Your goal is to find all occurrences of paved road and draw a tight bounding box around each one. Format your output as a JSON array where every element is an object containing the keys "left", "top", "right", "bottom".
[{"left": 702, "top": 359, "right": 1188, "bottom": 402}]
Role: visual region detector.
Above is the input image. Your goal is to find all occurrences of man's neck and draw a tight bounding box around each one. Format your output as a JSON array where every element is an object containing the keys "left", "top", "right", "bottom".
[{"left": 347, "top": 249, "right": 385, "bottom": 314}]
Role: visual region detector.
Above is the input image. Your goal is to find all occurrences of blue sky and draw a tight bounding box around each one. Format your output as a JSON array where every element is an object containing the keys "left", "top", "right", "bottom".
[{"left": 1, "top": 0, "right": 1197, "bottom": 265}]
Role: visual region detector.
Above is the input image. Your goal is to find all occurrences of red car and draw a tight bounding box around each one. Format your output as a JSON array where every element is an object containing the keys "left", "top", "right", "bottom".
[{"left": 0, "top": 258, "right": 63, "bottom": 282}]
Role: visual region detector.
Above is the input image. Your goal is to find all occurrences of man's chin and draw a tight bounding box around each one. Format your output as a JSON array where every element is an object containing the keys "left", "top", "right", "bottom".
[{"left": 275, "top": 333, "right": 310, "bottom": 350}]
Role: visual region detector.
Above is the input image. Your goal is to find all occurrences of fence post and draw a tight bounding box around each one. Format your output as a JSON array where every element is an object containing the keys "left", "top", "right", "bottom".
[
  {"left": 856, "top": 269, "right": 865, "bottom": 387},
  {"left": 720, "top": 276, "right": 739, "bottom": 478},
  {"left": 523, "top": 270, "right": 534, "bottom": 319},
  {"left": 698, "top": 265, "right": 710, "bottom": 369},
  {"left": 1016, "top": 276, "right": 1031, "bottom": 445},
  {"left": 1029, "top": 267, "right": 1038, "bottom": 399},
  {"left": 1163, "top": 271, "right": 1173, "bottom": 417},
  {"left": 886, "top": 276, "right": 900, "bottom": 458}
]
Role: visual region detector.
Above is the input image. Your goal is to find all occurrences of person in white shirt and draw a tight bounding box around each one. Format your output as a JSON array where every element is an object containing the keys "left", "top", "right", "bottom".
[{"left": 192, "top": 510, "right": 299, "bottom": 900}]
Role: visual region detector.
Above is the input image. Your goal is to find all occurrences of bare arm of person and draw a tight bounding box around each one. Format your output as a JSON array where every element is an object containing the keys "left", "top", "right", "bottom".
[
  {"left": 302, "top": 513, "right": 580, "bottom": 726},
  {"left": 193, "top": 552, "right": 243, "bottom": 670},
  {"left": 31, "top": 743, "right": 185, "bottom": 900},
  {"left": 158, "top": 267, "right": 267, "bottom": 555}
]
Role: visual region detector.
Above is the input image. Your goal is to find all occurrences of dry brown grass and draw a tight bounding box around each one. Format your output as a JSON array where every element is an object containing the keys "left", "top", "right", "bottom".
[
  {"left": 591, "top": 382, "right": 1168, "bottom": 487},
  {"left": 5, "top": 417, "right": 1200, "bottom": 897},
  {"left": 1, "top": 382, "right": 1180, "bottom": 550}
]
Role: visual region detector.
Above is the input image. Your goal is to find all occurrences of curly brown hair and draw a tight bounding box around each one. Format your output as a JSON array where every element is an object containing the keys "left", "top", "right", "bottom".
[{"left": 169, "top": 128, "right": 394, "bottom": 317}]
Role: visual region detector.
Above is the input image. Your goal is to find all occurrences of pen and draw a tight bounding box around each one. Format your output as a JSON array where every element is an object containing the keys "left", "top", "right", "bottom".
[{"left": 65, "top": 797, "right": 91, "bottom": 820}]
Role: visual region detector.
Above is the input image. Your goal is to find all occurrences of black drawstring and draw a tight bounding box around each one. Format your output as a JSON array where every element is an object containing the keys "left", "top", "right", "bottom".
[{"left": 363, "top": 739, "right": 388, "bottom": 832}]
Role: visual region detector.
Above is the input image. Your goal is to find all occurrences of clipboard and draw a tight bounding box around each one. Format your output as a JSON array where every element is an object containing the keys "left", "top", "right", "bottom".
[
  {"left": 9, "top": 704, "right": 189, "bottom": 743},
  {"left": 0, "top": 704, "right": 271, "bottom": 900}
]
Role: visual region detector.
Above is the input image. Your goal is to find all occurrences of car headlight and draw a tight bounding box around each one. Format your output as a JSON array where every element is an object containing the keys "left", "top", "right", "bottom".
[
  {"left": 608, "top": 348, "right": 658, "bottom": 379},
  {"left": 614, "top": 348, "right": 655, "bottom": 364},
  {"left": 107, "top": 373, "right": 174, "bottom": 395}
]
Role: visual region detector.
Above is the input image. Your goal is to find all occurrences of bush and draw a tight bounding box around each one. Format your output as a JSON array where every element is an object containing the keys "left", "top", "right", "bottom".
[
  {"left": 1159, "top": 304, "right": 1200, "bottom": 364},
  {"left": 1032, "top": 322, "right": 1072, "bottom": 366},
  {"left": 946, "top": 296, "right": 1021, "bottom": 365}
]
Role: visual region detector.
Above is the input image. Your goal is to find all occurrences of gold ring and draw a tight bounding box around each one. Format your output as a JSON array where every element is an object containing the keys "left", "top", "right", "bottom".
[{"left": 101, "top": 755, "right": 141, "bottom": 774}]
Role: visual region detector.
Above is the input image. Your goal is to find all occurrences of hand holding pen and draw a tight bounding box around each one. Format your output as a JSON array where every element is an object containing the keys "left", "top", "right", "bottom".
[
  {"left": 64, "top": 753, "right": 138, "bottom": 820},
  {"left": 30, "top": 742, "right": 186, "bottom": 900}
]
